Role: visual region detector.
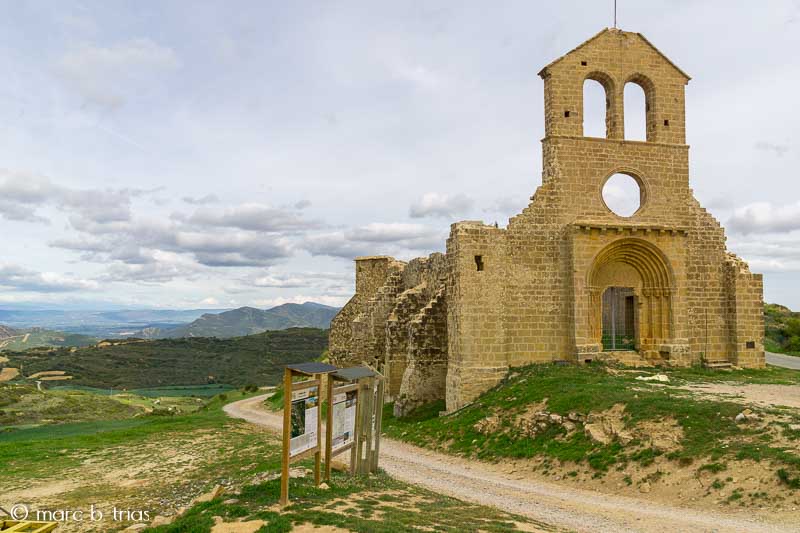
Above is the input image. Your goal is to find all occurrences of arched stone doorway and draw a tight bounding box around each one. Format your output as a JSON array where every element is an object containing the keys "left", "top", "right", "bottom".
[
  {"left": 602, "top": 286, "right": 638, "bottom": 351},
  {"left": 587, "top": 239, "right": 675, "bottom": 359}
]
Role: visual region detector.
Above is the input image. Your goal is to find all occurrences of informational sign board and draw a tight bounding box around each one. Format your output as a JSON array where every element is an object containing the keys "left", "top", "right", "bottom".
[
  {"left": 330, "top": 390, "right": 357, "bottom": 452},
  {"left": 289, "top": 386, "right": 318, "bottom": 457},
  {"left": 281, "top": 362, "right": 338, "bottom": 507}
]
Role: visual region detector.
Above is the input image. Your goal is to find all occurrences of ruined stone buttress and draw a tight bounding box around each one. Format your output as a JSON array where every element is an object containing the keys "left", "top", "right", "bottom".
[{"left": 329, "top": 28, "right": 765, "bottom": 416}]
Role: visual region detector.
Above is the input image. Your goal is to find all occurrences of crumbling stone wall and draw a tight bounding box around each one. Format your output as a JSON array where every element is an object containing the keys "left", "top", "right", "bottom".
[
  {"left": 329, "top": 28, "right": 765, "bottom": 415},
  {"left": 329, "top": 256, "right": 400, "bottom": 366},
  {"left": 395, "top": 287, "right": 448, "bottom": 416},
  {"left": 385, "top": 253, "right": 448, "bottom": 398}
]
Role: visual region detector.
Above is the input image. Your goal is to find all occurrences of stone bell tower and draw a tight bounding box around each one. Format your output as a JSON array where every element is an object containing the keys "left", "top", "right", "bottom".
[
  {"left": 443, "top": 28, "right": 764, "bottom": 410},
  {"left": 330, "top": 28, "right": 765, "bottom": 415}
]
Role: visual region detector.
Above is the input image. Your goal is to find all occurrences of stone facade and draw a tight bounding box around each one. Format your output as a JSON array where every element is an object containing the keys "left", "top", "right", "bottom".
[{"left": 329, "top": 28, "right": 765, "bottom": 415}]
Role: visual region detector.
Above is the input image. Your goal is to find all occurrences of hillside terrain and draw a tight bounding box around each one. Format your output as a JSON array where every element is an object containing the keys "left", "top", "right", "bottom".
[
  {"left": 0, "top": 382, "right": 206, "bottom": 429},
  {"left": 765, "top": 303, "right": 800, "bottom": 356},
  {"left": 137, "top": 302, "right": 339, "bottom": 338},
  {"left": 0, "top": 325, "right": 96, "bottom": 350},
  {"left": 383, "top": 363, "right": 800, "bottom": 511},
  {"left": 1, "top": 328, "right": 328, "bottom": 389}
]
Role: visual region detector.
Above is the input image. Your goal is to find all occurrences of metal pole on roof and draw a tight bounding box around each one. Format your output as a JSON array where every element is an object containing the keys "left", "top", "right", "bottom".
[{"left": 614, "top": 0, "right": 617, "bottom": 28}]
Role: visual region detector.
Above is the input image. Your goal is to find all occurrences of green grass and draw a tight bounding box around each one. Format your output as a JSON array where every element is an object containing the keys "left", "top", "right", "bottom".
[
  {"left": 0, "top": 392, "right": 245, "bottom": 480},
  {"left": 0, "top": 383, "right": 143, "bottom": 428},
  {"left": 778, "top": 468, "right": 800, "bottom": 489},
  {"left": 382, "top": 363, "right": 800, "bottom": 482},
  {"left": 146, "top": 471, "right": 550, "bottom": 533}
]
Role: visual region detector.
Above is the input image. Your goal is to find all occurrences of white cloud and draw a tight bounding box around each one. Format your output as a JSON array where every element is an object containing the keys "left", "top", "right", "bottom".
[
  {"left": 409, "top": 193, "right": 474, "bottom": 219},
  {"left": 55, "top": 38, "right": 179, "bottom": 110},
  {"left": 482, "top": 196, "right": 529, "bottom": 219},
  {"left": 182, "top": 204, "right": 322, "bottom": 232},
  {"left": 0, "top": 170, "right": 145, "bottom": 226},
  {"left": 182, "top": 194, "right": 219, "bottom": 205},
  {"left": 391, "top": 62, "right": 444, "bottom": 91},
  {"left": 252, "top": 295, "right": 346, "bottom": 308},
  {"left": 754, "top": 141, "right": 790, "bottom": 157},
  {"left": 244, "top": 270, "right": 349, "bottom": 289},
  {"left": 727, "top": 201, "right": 800, "bottom": 234},
  {"left": 303, "top": 223, "right": 445, "bottom": 259},
  {"left": 0, "top": 263, "right": 99, "bottom": 292},
  {"left": 346, "top": 222, "right": 438, "bottom": 242}
]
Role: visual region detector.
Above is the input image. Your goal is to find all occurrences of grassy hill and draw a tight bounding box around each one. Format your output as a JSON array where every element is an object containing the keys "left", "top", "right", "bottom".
[
  {"left": 0, "top": 392, "right": 539, "bottom": 533},
  {"left": 0, "top": 326, "right": 96, "bottom": 351},
  {"left": 765, "top": 303, "right": 800, "bottom": 356},
  {"left": 384, "top": 363, "right": 800, "bottom": 501},
  {"left": 139, "top": 302, "right": 340, "bottom": 338},
  {"left": 1, "top": 327, "right": 328, "bottom": 389}
]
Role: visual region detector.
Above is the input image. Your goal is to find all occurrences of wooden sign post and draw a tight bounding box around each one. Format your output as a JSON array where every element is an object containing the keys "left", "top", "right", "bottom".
[{"left": 280, "top": 362, "right": 337, "bottom": 507}]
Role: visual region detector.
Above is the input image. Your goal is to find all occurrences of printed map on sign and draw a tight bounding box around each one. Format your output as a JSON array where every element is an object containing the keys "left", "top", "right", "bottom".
[
  {"left": 331, "top": 390, "right": 357, "bottom": 451},
  {"left": 290, "top": 386, "right": 318, "bottom": 457}
]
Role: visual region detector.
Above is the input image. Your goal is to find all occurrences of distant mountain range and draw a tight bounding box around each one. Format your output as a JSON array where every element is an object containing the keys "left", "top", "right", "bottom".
[
  {"left": 0, "top": 302, "right": 341, "bottom": 340},
  {"left": 135, "top": 302, "right": 340, "bottom": 339}
]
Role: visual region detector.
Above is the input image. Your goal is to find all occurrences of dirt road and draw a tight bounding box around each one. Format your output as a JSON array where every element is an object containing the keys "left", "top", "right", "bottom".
[
  {"left": 225, "top": 394, "right": 795, "bottom": 533},
  {"left": 767, "top": 351, "right": 800, "bottom": 370}
]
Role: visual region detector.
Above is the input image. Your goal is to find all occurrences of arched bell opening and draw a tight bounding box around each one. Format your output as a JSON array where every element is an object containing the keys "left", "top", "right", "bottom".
[{"left": 587, "top": 239, "right": 675, "bottom": 358}]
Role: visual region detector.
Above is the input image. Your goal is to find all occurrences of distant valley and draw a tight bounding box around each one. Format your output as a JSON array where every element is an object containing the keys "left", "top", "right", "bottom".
[
  {"left": 0, "top": 301, "right": 339, "bottom": 389},
  {"left": 0, "top": 301, "right": 340, "bottom": 341},
  {"left": 0, "top": 307, "right": 227, "bottom": 338},
  {"left": 2, "top": 327, "right": 329, "bottom": 389}
]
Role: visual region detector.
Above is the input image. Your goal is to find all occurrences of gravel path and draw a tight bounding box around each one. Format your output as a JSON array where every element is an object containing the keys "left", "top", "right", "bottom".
[{"left": 225, "top": 394, "right": 795, "bottom": 533}]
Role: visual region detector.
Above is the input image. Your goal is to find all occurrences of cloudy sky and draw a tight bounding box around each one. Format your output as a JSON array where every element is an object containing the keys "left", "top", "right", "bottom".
[{"left": 0, "top": 1, "right": 799, "bottom": 310}]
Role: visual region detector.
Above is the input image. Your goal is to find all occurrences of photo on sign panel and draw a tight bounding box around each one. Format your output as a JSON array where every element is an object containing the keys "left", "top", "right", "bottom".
[
  {"left": 331, "top": 390, "right": 357, "bottom": 451},
  {"left": 290, "top": 386, "right": 319, "bottom": 456}
]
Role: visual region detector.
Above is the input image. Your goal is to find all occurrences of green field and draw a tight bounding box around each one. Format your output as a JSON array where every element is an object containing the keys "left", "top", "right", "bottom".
[{"left": 0, "top": 381, "right": 209, "bottom": 434}]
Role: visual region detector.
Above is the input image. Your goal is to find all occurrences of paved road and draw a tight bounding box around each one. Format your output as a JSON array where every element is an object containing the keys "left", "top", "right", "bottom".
[
  {"left": 766, "top": 351, "right": 800, "bottom": 370},
  {"left": 225, "top": 394, "right": 793, "bottom": 533}
]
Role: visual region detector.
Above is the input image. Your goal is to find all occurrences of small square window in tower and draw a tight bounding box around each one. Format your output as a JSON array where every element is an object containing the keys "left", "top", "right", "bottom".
[{"left": 474, "top": 255, "right": 484, "bottom": 272}]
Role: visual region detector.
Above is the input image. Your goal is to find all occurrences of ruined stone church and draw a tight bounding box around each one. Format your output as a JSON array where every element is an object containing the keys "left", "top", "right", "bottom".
[{"left": 329, "top": 28, "right": 765, "bottom": 415}]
